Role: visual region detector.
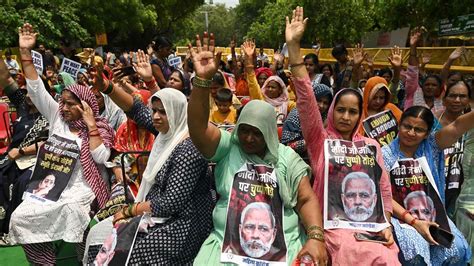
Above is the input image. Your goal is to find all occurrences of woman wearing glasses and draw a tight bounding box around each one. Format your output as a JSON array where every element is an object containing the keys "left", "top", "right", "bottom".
[{"left": 382, "top": 104, "right": 473, "bottom": 265}]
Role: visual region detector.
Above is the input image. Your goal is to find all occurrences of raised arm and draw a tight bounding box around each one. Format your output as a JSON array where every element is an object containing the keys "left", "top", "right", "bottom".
[
  {"left": 286, "top": 6, "right": 326, "bottom": 158},
  {"left": 435, "top": 108, "right": 474, "bottom": 149},
  {"left": 350, "top": 44, "right": 367, "bottom": 88},
  {"left": 18, "top": 23, "right": 58, "bottom": 120},
  {"left": 408, "top": 28, "right": 422, "bottom": 67},
  {"left": 388, "top": 46, "right": 403, "bottom": 86},
  {"left": 404, "top": 29, "right": 423, "bottom": 110},
  {"left": 440, "top": 47, "right": 466, "bottom": 84},
  {"left": 187, "top": 32, "right": 222, "bottom": 158},
  {"left": 242, "top": 40, "right": 264, "bottom": 100}
]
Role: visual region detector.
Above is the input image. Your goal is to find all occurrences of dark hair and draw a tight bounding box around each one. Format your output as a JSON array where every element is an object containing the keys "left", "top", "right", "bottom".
[
  {"left": 172, "top": 69, "right": 191, "bottom": 96},
  {"left": 401, "top": 106, "right": 434, "bottom": 132},
  {"left": 444, "top": 80, "right": 471, "bottom": 99},
  {"left": 421, "top": 74, "right": 442, "bottom": 88},
  {"left": 320, "top": 63, "right": 334, "bottom": 75},
  {"left": 276, "top": 69, "right": 289, "bottom": 86},
  {"left": 152, "top": 36, "right": 173, "bottom": 50},
  {"left": 215, "top": 88, "right": 233, "bottom": 102},
  {"left": 378, "top": 68, "right": 393, "bottom": 79},
  {"left": 212, "top": 72, "right": 225, "bottom": 87},
  {"left": 320, "top": 75, "right": 331, "bottom": 88},
  {"left": 448, "top": 71, "right": 463, "bottom": 81},
  {"left": 334, "top": 89, "right": 363, "bottom": 116},
  {"left": 304, "top": 53, "right": 319, "bottom": 66},
  {"left": 332, "top": 44, "right": 347, "bottom": 58}
]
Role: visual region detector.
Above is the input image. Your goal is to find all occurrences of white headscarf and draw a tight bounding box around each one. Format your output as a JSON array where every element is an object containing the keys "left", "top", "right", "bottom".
[{"left": 136, "top": 88, "right": 189, "bottom": 202}]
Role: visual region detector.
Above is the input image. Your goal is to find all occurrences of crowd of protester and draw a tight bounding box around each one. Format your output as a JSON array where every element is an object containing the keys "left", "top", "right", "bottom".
[{"left": 0, "top": 6, "right": 473, "bottom": 265}]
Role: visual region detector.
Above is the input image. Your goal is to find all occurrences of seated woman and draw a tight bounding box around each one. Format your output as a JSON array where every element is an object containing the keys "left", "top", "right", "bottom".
[
  {"left": 359, "top": 76, "right": 402, "bottom": 138},
  {"left": 304, "top": 53, "right": 323, "bottom": 86},
  {"left": 456, "top": 128, "right": 474, "bottom": 259},
  {"left": 382, "top": 105, "right": 472, "bottom": 265},
  {"left": 405, "top": 29, "right": 444, "bottom": 113},
  {"left": 85, "top": 52, "right": 214, "bottom": 264},
  {"left": 0, "top": 59, "right": 49, "bottom": 237},
  {"left": 287, "top": 7, "right": 400, "bottom": 265},
  {"left": 167, "top": 69, "right": 191, "bottom": 97},
  {"left": 243, "top": 40, "right": 296, "bottom": 123},
  {"left": 110, "top": 89, "right": 155, "bottom": 188},
  {"left": 9, "top": 24, "right": 115, "bottom": 265},
  {"left": 188, "top": 31, "right": 327, "bottom": 266},
  {"left": 282, "top": 83, "right": 333, "bottom": 158}
]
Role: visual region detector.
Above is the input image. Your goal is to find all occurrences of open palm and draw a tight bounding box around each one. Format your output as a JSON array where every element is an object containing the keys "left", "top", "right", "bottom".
[
  {"left": 241, "top": 40, "right": 255, "bottom": 62},
  {"left": 449, "top": 47, "right": 466, "bottom": 61},
  {"left": 388, "top": 45, "right": 403, "bottom": 68},
  {"left": 132, "top": 50, "right": 152, "bottom": 82},
  {"left": 188, "top": 32, "right": 221, "bottom": 80},
  {"left": 18, "top": 23, "right": 38, "bottom": 50},
  {"left": 285, "top": 6, "right": 308, "bottom": 44}
]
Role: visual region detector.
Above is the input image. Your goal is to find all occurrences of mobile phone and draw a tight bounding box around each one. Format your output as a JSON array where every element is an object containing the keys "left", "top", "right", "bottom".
[
  {"left": 354, "top": 232, "right": 388, "bottom": 244},
  {"left": 429, "top": 226, "right": 454, "bottom": 248},
  {"left": 119, "top": 66, "right": 136, "bottom": 76}
]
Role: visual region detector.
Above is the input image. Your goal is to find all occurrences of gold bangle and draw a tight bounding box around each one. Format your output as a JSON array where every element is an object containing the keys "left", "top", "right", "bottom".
[
  {"left": 306, "top": 225, "right": 324, "bottom": 234},
  {"left": 192, "top": 76, "right": 212, "bottom": 88},
  {"left": 307, "top": 232, "right": 325, "bottom": 242}
]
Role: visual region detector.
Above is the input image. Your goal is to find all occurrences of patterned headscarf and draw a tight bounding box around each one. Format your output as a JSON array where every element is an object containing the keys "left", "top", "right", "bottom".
[
  {"left": 261, "top": 76, "right": 289, "bottom": 118},
  {"left": 59, "top": 84, "right": 115, "bottom": 208}
]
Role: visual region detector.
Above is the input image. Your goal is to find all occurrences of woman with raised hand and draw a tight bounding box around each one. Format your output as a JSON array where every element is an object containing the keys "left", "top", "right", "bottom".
[
  {"left": 287, "top": 7, "right": 400, "bottom": 265},
  {"left": 242, "top": 40, "right": 296, "bottom": 123},
  {"left": 382, "top": 105, "right": 472, "bottom": 265},
  {"left": 9, "top": 23, "right": 115, "bottom": 265},
  {"left": 84, "top": 49, "right": 214, "bottom": 264},
  {"left": 187, "top": 31, "right": 327, "bottom": 266}
]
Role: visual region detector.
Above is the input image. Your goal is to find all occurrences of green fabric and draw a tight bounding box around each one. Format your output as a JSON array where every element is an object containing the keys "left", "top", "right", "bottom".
[
  {"left": 195, "top": 100, "right": 310, "bottom": 265},
  {"left": 456, "top": 129, "right": 474, "bottom": 253},
  {"left": 54, "top": 72, "right": 75, "bottom": 94}
]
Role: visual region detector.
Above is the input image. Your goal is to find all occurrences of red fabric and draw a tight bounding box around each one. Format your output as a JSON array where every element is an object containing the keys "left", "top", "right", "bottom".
[
  {"left": 255, "top": 67, "right": 273, "bottom": 80},
  {"left": 235, "top": 78, "right": 249, "bottom": 96},
  {"left": 59, "top": 84, "right": 115, "bottom": 208}
]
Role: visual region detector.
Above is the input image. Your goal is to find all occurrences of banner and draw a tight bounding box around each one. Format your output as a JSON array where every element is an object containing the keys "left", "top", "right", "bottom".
[
  {"left": 389, "top": 157, "right": 452, "bottom": 247},
  {"left": 59, "top": 58, "right": 82, "bottom": 79},
  {"left": 167, "top": 55, "right": 182, "bottom": 69},
  {"left": 25, "top": 134, "right": 80, "bottom": 203},
  {"left": 221, "top": 163, "right": 287, "bottom": 266},
  {"left": 31, "top": 50, "right": 43, "bottom": 75},
  {"left": 324, "top": 139, "right": 390, "bottom": 232},
  {"left": 362, "top": 110, "right": 398, "bottom": 147}
]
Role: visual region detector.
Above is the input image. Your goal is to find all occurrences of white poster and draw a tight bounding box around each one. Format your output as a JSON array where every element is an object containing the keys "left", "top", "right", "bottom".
[
  {"left": 59, "top": 58, "right": 82, "bottom": 79},
  {"left": 31, "top": 50, "right": 43, "bottom": 75}
]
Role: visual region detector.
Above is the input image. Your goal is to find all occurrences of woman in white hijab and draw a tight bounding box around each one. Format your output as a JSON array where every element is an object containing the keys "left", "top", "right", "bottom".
[{"left": 83, "top": 51, "right": 213, "bottom": 265}]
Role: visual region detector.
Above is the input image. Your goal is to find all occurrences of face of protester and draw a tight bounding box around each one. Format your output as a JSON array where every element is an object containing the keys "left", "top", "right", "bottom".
[
  {"left": 265, "top": 81, "right": 283, "bottom": 99},
  {"left": 166, "top": 72, "right": 184, "bottom": 91},
  {"left": 341, "top": 177, "right": 376, "bottom": 222},
  {"left": 158, "top": 46, "right": 172, "bottom": 59},
  {"left": 216, "top": 100, "right": 232, "bottom": 114},
  {"left": 334, "top": 53, "right": 348, "bottom": 64},
  {"left": 210, "top": 81, "right": 221, "bottom": 98},
  {"left": 95, "top": 232, "right": 116, "bottom": 265},
  {"left": 38, "top": 44, "right": 46, "bottom": 54},
  {"left": 322, "top": 66, "right": 331, "bottom": 77},
  {"left": 406, "top": 196, "right": 435, "bottom": 221},
  {"left": 151, "top": 99, "right": 169, "bottom": 134},
  {"left": 238, "top": 124, "right": 267, "bottom": 157},
  {"left": 305, "top": 58, "right": 317, "bottom": 75},
  {"left": 333, "top": 94, "right": 360, "bottom": 140},
  {"left": 398, "top": 116, "right": 429, "bottom": 151},
  {"left": 239, "top": 208, "right": 276, "bottom": 258},
  {"left": 93, "top": 89, "right": 105, "bottom": 113},
  {"left": 38, "top": 175, "right": 55, "bottom": 191},
  {"left": 369, "top": 88, "right": 388, "bottom": 112},
  {"left": 78, "top": 73, "right": 89, "bottom": 86},
  {"left": 382, "top": 72, "right": 392, "bottom": 84},
  {"left": 61, "top": 90, "right": 83, "bottom": 122},
  {"left": 317, "top": 95, "right": 331, "bottom": 115},
  {"left": 447, "top": 73, "right": 462, "bottom": 87},
  {"left": 257, "top": 73, "right": 269, "bottom": 88},
  {"left": 444, "top": 83, "right": 470, "bottom": 114},
  {"left": 422, "top": 77, "right": 439, "bottom": 98}
]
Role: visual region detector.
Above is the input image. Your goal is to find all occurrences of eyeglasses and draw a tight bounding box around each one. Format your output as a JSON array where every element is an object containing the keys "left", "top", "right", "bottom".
[
  {"left": 400, "top": 123, "right": 428, "bottom": 134},
  {"left": 446, "top": 93, "right": 469, "bottom": 100}
]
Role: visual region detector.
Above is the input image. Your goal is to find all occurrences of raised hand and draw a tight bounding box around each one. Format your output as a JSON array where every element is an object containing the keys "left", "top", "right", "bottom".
[
  {"left": 188, "top": 32, "right": 221, "bottom": 80},
  {"left": 448, "top": 46, "right": 466, "bottom": 61},
  {"left": 388, "top": 45, "right": 403, "bottom": 68},
  {"left": 285, "top": 6, "right": 308, "bottom": 45},
  {"left": 352, "top": 43, "right": 367, "bottom": 66},
  {"left": 366, "top": 55, "right": 374, "bottom": 68},
  {"left": 132, "top": 50, "right": 152, "bottom": 82},
  {"left": 422, "top": 53, "right": 432, "bottom": 64},
  {"left": 410, "top": 27, "right": 423, "bottom": 47},
  {"left": 241, "top": 39, "right": 256, "bottom": 64},
  {"left": 18, "top": 23, "right": 38, "bottom": 51}
]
